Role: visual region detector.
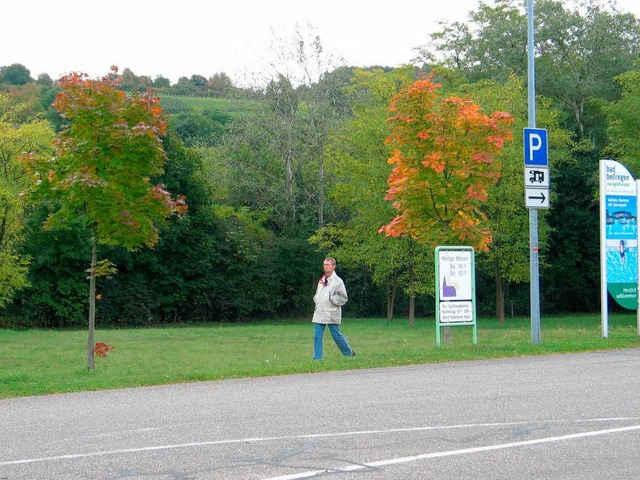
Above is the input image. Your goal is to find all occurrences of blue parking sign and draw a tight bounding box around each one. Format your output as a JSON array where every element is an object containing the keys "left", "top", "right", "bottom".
[{"left": 523, "top": 128, "right": 548, "bottom": 166}]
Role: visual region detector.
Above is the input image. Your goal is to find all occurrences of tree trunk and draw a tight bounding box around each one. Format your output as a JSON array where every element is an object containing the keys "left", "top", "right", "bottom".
[
  {"left": 317, "top": 157, "right": 325, "bottom": 228},
  {"left": 407, "top": 249, "right": 415, "bottom": 327},
  {"left": 408, "top": 294, "right": 415, "bottom": 328},
  {"left": 0, "top": 204, "right": 9, "bottom": 247},
  {"left": 284, "top": 144, "right": 296, "bottom": 223},
  {"left": 572, "top": 96, "right": 586, "bottom": 138},
  {"left": 386, "top": 280, "right": 396, "bottom": 322},
  {"left": 494, "top": 259, "right": 505, "bottom": 323},
  {"left": 87, "top": 238, "right": 97, "bottom": 370}
]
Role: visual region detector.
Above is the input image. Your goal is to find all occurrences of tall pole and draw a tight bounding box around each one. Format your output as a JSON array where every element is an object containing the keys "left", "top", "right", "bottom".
[{"left": 528, "top": 0, "right": 541, "bottom": 344}]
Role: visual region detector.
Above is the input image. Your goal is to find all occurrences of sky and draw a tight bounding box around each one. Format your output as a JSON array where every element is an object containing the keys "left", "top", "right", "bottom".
[{"left": 2, "top": 0, "right": 640, "bottom": 86}]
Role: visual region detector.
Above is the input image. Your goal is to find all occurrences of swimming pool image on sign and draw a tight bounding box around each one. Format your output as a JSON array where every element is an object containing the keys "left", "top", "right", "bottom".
[{"left": 607, "top": 247, "right": 638, "bottom": 283}]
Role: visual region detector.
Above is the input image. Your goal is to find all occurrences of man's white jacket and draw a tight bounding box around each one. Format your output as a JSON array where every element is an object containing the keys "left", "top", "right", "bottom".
[{"left": 312, "top": 273, "right": 348, "bottom": 324}]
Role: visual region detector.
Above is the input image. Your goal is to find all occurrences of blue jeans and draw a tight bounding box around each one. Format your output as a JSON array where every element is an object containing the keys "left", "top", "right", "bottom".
[{"left": 313, "top": 323, "right": 354, "bottom": 360}]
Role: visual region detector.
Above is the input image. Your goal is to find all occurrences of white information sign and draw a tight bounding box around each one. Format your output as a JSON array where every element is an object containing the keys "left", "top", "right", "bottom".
[
  {"left": 438, "top": 250, "right": 472, "bottom": 301},
  {"left": 435, "top": 247, "right": 477, "bottom": 345},
  {"left": 439, "top": 301, "right": 473, "bottom": 323}
]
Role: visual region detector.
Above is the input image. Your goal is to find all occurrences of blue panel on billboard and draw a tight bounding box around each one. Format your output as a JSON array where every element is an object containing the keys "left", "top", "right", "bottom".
[{"left": 524, "top": 128, "right": 548, "bottom": 166}]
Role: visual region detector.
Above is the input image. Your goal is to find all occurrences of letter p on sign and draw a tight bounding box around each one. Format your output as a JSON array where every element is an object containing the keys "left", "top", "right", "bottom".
[{"left": 523, "top": 128, "right": 548, "bottom": 167}]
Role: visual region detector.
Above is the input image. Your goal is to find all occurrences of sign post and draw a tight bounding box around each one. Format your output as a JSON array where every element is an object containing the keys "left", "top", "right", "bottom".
[
  {"left": 523, "top": 126, "right": 549, "bottom": 345},
  {"left": 435, "top": 246, "right": 477, "bottom": 347},
  {"left": 526, "top": 1, "right": 545, "bottom": 346}
]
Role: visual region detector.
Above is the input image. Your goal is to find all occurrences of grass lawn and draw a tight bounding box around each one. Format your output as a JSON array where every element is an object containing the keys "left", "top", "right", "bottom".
[{"left": 1, "top": 314, "right": 639, "bottom": 399}]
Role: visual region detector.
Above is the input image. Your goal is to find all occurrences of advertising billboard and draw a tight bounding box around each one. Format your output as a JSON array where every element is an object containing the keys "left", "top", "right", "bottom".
[{"left": 600, "top": 160, "right": 637, "bottom": 310}]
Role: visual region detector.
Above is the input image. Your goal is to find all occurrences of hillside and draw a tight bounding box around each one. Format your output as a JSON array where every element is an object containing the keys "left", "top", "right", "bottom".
[{"left": 158, "top": 94, "right": 255, "bottom": 117}]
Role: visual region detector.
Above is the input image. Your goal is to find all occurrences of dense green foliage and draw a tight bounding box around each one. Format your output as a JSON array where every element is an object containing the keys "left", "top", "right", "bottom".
[
  {"left": 1, "top": 0, "right": 640, "bottom": 329},
  {"left": 0, "top": 93, "right": 55, "bottom": 311},
  {"left": 159, "top": 95, "right": 251, "bottom": 115}
]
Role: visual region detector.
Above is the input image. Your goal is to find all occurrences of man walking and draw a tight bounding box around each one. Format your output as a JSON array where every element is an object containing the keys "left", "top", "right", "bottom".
[{"left": 312, "top": 257, "right": 356, "bottom": 360}]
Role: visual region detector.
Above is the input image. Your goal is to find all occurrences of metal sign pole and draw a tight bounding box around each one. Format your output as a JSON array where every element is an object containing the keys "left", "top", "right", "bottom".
[
  {"left": 527, "top": 0, "right": 541, "bottom": 344},
  {"left": 600, "top": 161, "right": 609, "bottom": 338}
]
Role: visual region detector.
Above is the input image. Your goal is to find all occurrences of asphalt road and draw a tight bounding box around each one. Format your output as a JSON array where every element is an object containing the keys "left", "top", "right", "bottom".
[{"left": 2, "top": 349, "right": 640, "bottom": 479}]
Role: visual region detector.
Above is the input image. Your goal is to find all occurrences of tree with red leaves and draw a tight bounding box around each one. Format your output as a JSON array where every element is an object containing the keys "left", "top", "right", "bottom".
[{"left": 379, "top": 74, "right": 513, "bottom": 252}]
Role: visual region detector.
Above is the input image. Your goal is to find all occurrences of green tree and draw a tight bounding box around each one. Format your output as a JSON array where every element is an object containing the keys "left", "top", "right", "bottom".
[
  {"left": 605, "top": 70, "right": 640, "bottom": 175},
  {"left": 1, "top": 83, "right": 49, "bottom": 124},
  {"left": 541, "top": 136, "right": 602, "bottom": 312},
  {"left": 14, "top": 211, "right": 91, "bottom": 328},
  {"left": 0, "top": 63, "right": 33, "bottom": 85},
  {"left": 0, "top": 93, "right": 55, "bottom": 309},
  {"left": 152, "top": 75, "right": 172, "bottom": 89},
  {"left": 36, "top": 73, "right": 53, "bottom": 86},
  {"left": 0, "top": 251, "right": 29, "bottom": 310},
  {"left": 170, "top": 109, "right": 230, "bottom": 147},
  {"left": 199, "top": 29, "right": 350, "bottom": 319},
  {"left": 535, "top": 0, "right": 640, "bottom": 141},
  {"left": 419, "top": 0, "right": 640, "bottom": 142},
  {"left": 208, "top": 73, "right": 235, "bottom": 97},
  {"left": 190, "top": 74, "right": 208, "bottom": 88},
  {"left": 258, "top": 25, "right": 347, "bottom": 230},
  {"left": 21, "top": 69, "right": 186, "bottom": 369},
  {"left": 119, "top": 68, "right": 152, "bottom": 92},
  {"left": 97, "top": 131, "right": 302, "bottom": 324},
  {"left": 421, "top": 0, "right": 527, "bottom": 82},
  {"left": 173, "top": 77, "right": 195, "bottom": 96},
  {"left": 457, "top": 75, "right": 570, "bottom": 320}
]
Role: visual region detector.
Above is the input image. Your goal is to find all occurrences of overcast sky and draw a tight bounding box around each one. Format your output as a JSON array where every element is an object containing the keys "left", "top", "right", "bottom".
[{"left": 2, "top": 0, "right": 640, "bottom": 85}]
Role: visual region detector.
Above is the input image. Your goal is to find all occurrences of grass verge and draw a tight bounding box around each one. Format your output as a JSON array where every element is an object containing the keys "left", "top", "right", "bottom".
[{"left": 1, "top": 314, "right": 639, "bottom": 399}]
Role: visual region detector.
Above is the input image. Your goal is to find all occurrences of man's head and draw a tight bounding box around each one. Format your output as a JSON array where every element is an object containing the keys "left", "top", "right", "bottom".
[{"left": 323, "top": 257, "right": 336, "bottom": 277}]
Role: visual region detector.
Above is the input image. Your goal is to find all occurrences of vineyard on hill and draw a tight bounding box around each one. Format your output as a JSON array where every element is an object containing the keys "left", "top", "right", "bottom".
[{"left": 158, "top": 94, "right": 255, "bottom": 117}]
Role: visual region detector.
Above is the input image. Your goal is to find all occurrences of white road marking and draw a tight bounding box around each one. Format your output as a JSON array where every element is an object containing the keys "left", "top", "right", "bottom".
[
  {"left": 261, "top": 423, "right": 640, "bottom": 480},
  {"left": 1, "top": 418, "right": 638, "bottom": 467}
]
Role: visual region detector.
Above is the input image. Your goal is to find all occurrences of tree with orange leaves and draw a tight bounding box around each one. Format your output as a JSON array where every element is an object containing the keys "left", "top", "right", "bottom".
[
  {"left": 21, "top": 67, "right": 186, "bottom": 369},
  {"left": 379, "top": 74, "right": 513, "bottom": 251}
]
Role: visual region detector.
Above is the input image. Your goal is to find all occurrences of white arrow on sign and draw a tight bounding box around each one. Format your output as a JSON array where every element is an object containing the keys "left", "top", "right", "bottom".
[{"left": 525, "top": 187, "right": 550, "bottom": 208}]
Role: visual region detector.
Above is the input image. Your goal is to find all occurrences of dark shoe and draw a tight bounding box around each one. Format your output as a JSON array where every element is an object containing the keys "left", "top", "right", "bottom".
[{"left": 349, "top": 350, "right": 356, "bottom": 356}]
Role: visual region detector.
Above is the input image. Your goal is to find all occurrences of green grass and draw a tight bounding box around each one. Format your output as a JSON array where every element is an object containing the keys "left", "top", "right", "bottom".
[{"left": 1, "top": 314, "right": 639, "bottom": 399}]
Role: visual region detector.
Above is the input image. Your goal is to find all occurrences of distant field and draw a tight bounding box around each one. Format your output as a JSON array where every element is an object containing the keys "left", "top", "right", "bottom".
[
  {"left": 2, "top": 314, "right": 640, "bottom": 399},
  {"left": 158, "top": 94, "right": 255, "bottom": 116}
]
